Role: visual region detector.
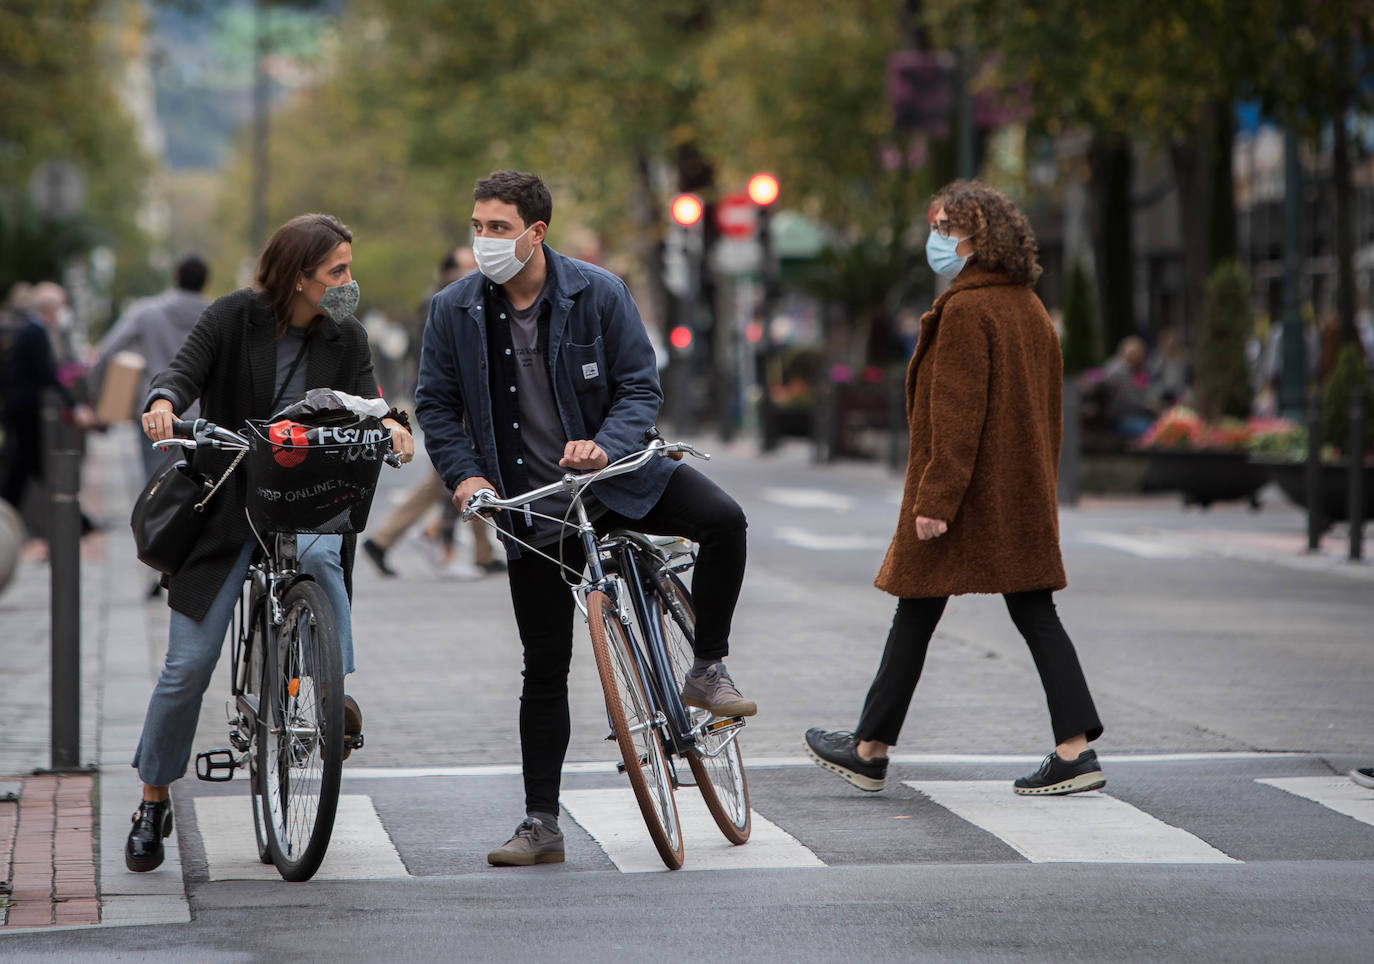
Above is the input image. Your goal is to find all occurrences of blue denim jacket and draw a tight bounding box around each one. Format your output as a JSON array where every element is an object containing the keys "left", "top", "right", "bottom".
[{"left": 415, "top": 245, "right": 677, "bottom": 530}]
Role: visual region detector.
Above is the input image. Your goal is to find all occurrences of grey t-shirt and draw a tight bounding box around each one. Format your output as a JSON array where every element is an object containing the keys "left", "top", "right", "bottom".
[
  {"left": 273, "top": 327, "right": 310, "bottom": 414},
  {"left": 505, "top": 292, "right": 603, "bottom": 547}
]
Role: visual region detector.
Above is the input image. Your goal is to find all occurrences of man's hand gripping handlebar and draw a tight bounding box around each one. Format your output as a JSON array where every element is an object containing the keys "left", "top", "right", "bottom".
[{"left": 459, "top": 436, "right": 709, "bottom": 522}]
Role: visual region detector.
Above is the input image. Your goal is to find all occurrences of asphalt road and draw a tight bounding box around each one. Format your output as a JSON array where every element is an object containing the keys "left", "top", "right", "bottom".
[{"left": 5, "top": 432, "right": 1372, "bottom": 962}]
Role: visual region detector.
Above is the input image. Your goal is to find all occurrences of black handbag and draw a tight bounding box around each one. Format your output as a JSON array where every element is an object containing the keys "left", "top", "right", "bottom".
[{"left": 130, "top": 448, "right": 243, "bottom": 575}]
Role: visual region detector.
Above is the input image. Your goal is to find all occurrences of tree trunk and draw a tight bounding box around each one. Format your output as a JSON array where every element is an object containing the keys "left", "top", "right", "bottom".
[
  {"left": 1208, "top": 103, "right": 1237, "bottom": 268},
  {"left": 1170, "top": 135, "right": 1209, "bottom": 343},
  {"left": 1088, "top": 131, "right": 1134, "bottom": 350},
  {"left": 1333, "top": 96, "right": 1358, "bottom": 346},
  {"left": 633, "top": 152, "right": 671, "bottom": 340}
]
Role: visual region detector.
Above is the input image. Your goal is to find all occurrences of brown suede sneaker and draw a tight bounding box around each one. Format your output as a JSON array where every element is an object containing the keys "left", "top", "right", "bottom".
[
  {"left": 487, "top": 816, "right": 565, "bottom": 866},
  {"left": 681, "top": 662, "right": 757, "bottom": 717}
]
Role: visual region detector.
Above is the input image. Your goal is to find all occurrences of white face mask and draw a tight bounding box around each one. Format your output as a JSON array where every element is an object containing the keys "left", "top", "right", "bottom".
[{"left": 472, "top": 223, "right": 536, "bottom": 284}]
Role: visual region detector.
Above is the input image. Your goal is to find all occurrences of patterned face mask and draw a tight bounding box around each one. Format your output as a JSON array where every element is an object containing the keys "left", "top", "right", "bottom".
[{"left": 316, "top": 279, "right": 360, "bottom": 321}]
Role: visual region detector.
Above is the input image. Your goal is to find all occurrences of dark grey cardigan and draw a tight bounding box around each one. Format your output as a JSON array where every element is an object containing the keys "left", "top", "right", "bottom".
[{"left": 145, "top": 287, "right": 381, "bottom": 621}]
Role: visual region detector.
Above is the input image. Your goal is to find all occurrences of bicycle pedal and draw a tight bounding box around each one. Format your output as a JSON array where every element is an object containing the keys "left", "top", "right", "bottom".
[
  {"left": 615, "top": 753, "right": 651, "bottom": 775},
  {"left": 343, "top": 733, "right": 365, "bottom": 751},
  {"left": 195, "top": 749, "right": 238, "bottom": 782}
]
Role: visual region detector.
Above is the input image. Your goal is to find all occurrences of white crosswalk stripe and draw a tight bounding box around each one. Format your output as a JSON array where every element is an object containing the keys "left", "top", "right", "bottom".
[
  {"left": 1080, "top": 531, "right": 1196, "bottom": 559},
  {"left": 560, "top": 788, "right": 825, "bottom": 873},
  {"left": 1256, "top": 776, "right": 1374, "bottom": 827},
  {"left": 195, "top": 794, "right": 409, "bottom": 880},
  {"left": 184, "top": 766, "right": 1372, "bottom": 880},
  {"left": 903, "top": 781, "right": 1239, "bottom": 863},
  {"left": 774, "top": 526, "right": 889, "bottom": 552}
]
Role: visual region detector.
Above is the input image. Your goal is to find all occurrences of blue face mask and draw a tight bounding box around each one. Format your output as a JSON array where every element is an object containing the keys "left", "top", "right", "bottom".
[{"left": 926, "top": 231, "right": 969, "bottom": 279}]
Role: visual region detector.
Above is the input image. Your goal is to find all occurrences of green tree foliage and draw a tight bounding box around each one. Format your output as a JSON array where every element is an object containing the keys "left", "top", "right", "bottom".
[
  {"left": 1059, "top": 256, "right": 1100, "bottom": 377},
  {"left": 1320, "top": 345, "right": 1374, "bottom": 456},
  {"left": 926, "top": 1, "right": 1277, "bottom": 341},
  {"left": 0, "top": 0, "right": 153, "bottom": 299},
  {"left": 213, "top": 0, "right": 935, "bottom": 350},
  {"left": 696, "top": 0, "right": 925, "bottom": 235},
  {"left": 1193, "top": 261, "right": 1254, "bottom": 420},
  {"left": 1250, "top": 1, "right": 1374, "bottom": 348},
  {"left": 211, "top": 79, "right": 453, "bottom": 325}
]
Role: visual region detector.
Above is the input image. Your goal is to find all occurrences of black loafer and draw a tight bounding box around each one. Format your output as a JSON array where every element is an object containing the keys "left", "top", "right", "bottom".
[{"left": 126, "top": 799, "right": 174, "bottom": 872}]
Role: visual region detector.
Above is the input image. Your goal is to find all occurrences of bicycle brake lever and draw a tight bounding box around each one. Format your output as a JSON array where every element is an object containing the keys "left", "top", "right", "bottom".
[{"left": 461, "top": 488, "right": 498, "bottom": 521}]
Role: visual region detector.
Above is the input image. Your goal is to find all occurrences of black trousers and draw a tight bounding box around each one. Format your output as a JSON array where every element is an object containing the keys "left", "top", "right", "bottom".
[
  {"left": 855, "top": 590, "right": 1104, "bottom": 748},
  {"left": 505, "top": 464, "right": 747, "bottom": 816},
  {"left": 0, "top": 410, "right": 42, "bottom": 510}
]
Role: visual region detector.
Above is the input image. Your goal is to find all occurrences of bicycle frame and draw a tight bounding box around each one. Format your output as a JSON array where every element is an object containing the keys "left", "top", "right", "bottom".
[
  {"left": 464, "top": 438, "right": 736, "bottom": 765},
  {"left": 203, "top": 530, "right": 306, "bottom": 780}
]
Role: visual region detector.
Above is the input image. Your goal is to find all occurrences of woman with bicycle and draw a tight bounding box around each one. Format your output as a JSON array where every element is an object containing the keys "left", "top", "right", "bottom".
[
  {"left": 805, "top": 181, "right": 1105, "bottom": 798},
  {"left": 126, "top": 213, "right": 414, "bottom": 872}
]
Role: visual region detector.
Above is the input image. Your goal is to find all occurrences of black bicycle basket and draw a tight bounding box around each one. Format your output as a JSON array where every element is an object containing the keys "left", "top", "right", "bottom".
[{"left": 243, "top": 417, "right": 389, "bottom": 534}]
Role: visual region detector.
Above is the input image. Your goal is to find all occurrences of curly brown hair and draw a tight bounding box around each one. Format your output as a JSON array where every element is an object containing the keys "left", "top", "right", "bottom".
[{"left": 933, "top": 180, "right": 1042, "bottom": 287}]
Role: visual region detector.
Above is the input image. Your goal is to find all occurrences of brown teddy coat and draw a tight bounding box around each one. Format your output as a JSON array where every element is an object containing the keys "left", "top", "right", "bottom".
[{"left": 875, "top": 264, "right": 1066, "bottom": 598}]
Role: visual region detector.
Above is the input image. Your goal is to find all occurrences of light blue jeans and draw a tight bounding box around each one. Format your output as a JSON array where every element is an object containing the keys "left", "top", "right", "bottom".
[{"left": 131, "top": 534, "right": 354, "bottom": 787}]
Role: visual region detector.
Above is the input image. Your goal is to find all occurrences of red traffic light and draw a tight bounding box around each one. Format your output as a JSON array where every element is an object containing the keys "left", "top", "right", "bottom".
[
  {"left": 670, "top": 193, "right": 704, "bottom": 226},
  {"left": 670, "top": 325, "right": 693, "bottom": 350},
  {"left": 747, "top": 173, "right": 779, "bottom": 207}
]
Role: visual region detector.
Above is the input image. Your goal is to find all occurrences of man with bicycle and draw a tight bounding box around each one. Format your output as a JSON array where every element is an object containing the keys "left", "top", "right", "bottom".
[{"left": 415, "top": 170, "right": 754, "bottom": 866}]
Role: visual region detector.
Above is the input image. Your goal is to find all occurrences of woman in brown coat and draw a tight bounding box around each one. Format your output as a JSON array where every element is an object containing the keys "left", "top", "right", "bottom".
[{"left": 805, "top": 181, "right": 1104, "bottom": 796}]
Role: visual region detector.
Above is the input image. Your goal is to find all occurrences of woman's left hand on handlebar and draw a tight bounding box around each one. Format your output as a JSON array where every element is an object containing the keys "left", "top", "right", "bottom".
[
  {"left": 559, "top": 439, "right": 607, "bottom": 470},
  {"left": 142, "top": 400, "right": 177, "bottom": 443},
  {"left": 383, "top": 421, "right": 415, "bottom": 464}
]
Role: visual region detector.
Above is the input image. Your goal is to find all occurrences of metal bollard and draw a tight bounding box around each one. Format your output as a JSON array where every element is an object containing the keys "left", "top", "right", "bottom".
[
  {"left": 1305, "top": 387, "right": 1324, "bottom": 551},
  {"left": 1349, "top": 384, "right": 1365, "bottom": 562},
  {"left": 49, "top": 448, "right": 82, "bottom": 771}
]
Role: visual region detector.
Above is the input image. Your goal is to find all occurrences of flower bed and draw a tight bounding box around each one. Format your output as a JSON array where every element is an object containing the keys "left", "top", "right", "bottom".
[{"left": 1135, "top": 407, "right": 1299, "bottom": 507}]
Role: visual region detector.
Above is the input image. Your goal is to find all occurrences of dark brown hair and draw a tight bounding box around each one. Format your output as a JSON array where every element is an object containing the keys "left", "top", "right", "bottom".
[
  {"left": 473, "top": 170, "right": 552, "bottom": 229},
  {"left": 256, "top": 214, "right": 353, "bottom": 335},
  {"left": 933, "top": 180, "right": 1042, "bottom": 287}
]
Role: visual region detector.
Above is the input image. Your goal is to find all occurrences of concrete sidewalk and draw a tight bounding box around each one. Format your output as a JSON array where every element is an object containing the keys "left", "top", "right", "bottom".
[{"left": 1, "top": 426, "right": 188, "bottom": 932}]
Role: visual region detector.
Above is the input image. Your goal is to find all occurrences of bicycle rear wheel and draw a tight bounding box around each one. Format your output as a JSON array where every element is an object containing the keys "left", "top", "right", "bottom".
[
  {"left": 654, "top": 567, "right": 751, "bottom": 844},
  {"left": 587, "top": 589, "right": 684, "bottom": 869},
  {"left": 258, "top": 578, "right": 343, "bottom": 881}
]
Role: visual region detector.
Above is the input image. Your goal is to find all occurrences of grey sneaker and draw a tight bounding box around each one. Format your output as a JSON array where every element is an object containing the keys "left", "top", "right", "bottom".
[
  {"left": 681, "top": 662, "right": 757, "bottom": 717},
  {"left": 487, "top": 816, "right": 565, "bottom": 866}
]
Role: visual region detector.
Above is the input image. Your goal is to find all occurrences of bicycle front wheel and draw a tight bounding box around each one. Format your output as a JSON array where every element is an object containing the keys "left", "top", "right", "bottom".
[
  {"left": 655, "top": 568, "right": 751, "bottom": 844},
  {"left": 587, "top": 589, "right": 684, "bottom": 869},
  {"left": 258, "top": 578, "right": 344, "bottom": 881}
]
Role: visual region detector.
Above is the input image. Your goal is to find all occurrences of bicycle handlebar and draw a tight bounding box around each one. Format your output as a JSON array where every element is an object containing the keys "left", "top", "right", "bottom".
[
  {"left": 461, "top": 439, "right": 709, "bottom": 521},
  {"left": 155, "top": 417, "right": 402, "bottom": 468}
]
